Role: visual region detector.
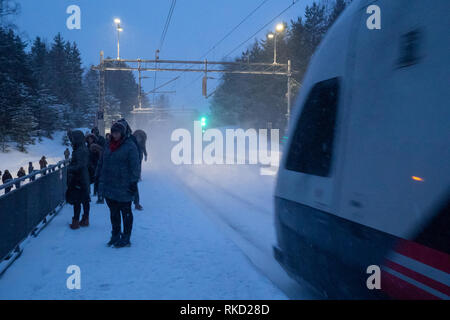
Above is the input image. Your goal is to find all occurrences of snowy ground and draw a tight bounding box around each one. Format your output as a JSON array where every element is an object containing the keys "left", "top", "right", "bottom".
[
  {"left": 0, "top": 164, "right": 287, "bottom": 299},
  {"left": 0, "top": 124, "right": 316, "bottom": 299},
  {"left": 0, "top": 130, "right": 87, "bottom": 181}
]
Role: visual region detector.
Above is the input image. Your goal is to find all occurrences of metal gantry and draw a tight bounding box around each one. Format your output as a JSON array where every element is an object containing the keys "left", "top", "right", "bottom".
[{"left": 92, "top": 54, "right": 294, "bottom": 135}]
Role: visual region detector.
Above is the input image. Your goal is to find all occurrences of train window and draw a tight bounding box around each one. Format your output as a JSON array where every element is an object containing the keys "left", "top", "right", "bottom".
[{"left": 286, "top": 77, "right": 340, "bottom": 177}]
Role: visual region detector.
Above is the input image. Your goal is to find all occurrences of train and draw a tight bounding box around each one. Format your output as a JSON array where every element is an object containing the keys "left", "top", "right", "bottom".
[{"left": 273, "top": 0, "right": 449, "bottom": 299}]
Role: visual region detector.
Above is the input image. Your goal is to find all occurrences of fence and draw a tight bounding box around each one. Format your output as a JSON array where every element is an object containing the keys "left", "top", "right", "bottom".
[{"left": 0, "top": 160, "right": 68, "bottom": 262}]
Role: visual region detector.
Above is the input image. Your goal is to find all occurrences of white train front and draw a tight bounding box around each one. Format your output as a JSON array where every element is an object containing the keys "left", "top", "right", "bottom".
[{"left": 273, "top": 0, "right": 449, "bottom": 299}]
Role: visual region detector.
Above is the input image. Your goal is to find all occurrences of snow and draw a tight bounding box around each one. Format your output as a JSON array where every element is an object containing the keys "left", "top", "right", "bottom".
[
  {"left": 0, "top": 163, "right": 287, "bottom": 299},
  {"left": 0, "top": 131, "right": 71, "bottom": 179},
  {"left": 0, "top": 124, "right": 316, "bottom": 299}
]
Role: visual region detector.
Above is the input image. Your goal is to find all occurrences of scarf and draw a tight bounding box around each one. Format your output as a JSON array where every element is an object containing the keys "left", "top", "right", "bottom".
[{"left": 109, "top": 139, "right": 123, "bottom": 152}]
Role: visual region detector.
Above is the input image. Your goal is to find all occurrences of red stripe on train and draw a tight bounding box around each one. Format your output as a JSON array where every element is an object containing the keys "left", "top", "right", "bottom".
[
  {"left": 381, "top": 270, "right": 440, "bottom": 300},
  {"left": 395, "top": 239, "right": 450, "bottom": 274},
  {"left": 385, "top": 259, "right": 450, "bottom": 296}
]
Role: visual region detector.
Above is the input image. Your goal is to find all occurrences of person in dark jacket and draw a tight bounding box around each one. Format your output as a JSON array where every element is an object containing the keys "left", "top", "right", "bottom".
[
  {"left": 91, "top": 127, "right": 106, "bottom": 148},
  {"left": 39, "top": 156, "right": 48, "bottom": 175},
  {"left": 85, "top": 134, "right": 99, "bottom": 184},
  {"left": 15, "top": 167, "right": 26, "bottom": 188},
  {"left": 117, "top": 119, "right": 144, "bottom": 211},
  {"left": 39, "top": 156, "right": 47, "bottom": 169},
  {"left": 86, "top": 133, "right": 104, "bottom": 203},
  {"left": 2, "top": 170, "right": 13, "bottom": 194},
  {"left": 133, "top": 129, "right": 148, "bottom": 163},
  {"left": 90, "top": 143, "right": 104, "bottom": 203},
  {"left": 66, "top": 130, "right": 91, "bottom": 229},
  {"left": 97, "top": 119, "right": 140, "bottom": 248},
  {"left": 28, "top": 162, "right": 35, "bottom": 181},
  {"left": 64, "top": 148, "right": 71, "bottom": 160}
]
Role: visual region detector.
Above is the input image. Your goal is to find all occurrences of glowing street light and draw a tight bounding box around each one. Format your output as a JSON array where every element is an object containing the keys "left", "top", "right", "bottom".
[
  {"left": 276, "top": 23, "right": 285, "bottom": 32},
  {"left": 114, "top": 18, "right": 123, "bottom": 60},
  {"left": 268, "top": 23, "right": 285, "bottom": 64}
]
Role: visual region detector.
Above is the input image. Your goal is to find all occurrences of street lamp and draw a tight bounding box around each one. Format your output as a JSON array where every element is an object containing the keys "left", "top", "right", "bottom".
[
  {"left": 267, "top": 23, "right": 285, "bottom": 64},
  {"left": 114, "top": 18, "right": 123, "bottom": 60}
]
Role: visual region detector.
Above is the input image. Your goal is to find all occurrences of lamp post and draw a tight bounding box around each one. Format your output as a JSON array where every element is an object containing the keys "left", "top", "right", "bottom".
[
  {"left": 114, "top": 18, "right": 123, "bottom": 60},
  {"left": 267, "top": 23, "right": 285, "bottom": 64}
]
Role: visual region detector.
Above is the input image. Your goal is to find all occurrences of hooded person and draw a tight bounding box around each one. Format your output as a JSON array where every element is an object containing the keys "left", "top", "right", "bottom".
[
  {"left": 28, "top": 162, "right": 35, "bottom": 181},
  {"left": 2, "top": 170, "right": 13, "bottom": 194},
  {"left": 96, "top": 119, "right": 140, "bottom": 248},
  {"left": 39, "top": 156, "right": 48, "bottom": 175},
  {"left": 116, "top": 119, "right": 144, "bottom": 211},
  {"left": 91, "top": 127, "right": 106, "bottom": 148},
  {"left": 85, "top": 134, "right": 100, "bottom": 184},
  {"left": 66, "top": 130, "right": 91, "bottom": 229},
  {"left": 133, "top": 129, "right": 148, "bottom": 163},
  {"left": 15, "top": 167, "right": 26, "bottom": 189},
  {"left": 89, "top": 141, "right": 104, "bottom": 202}
]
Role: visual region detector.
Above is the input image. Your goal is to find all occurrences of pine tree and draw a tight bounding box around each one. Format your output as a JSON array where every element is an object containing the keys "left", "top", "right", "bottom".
[
  {"left": 0, "top": 27, "right": 35, "bottom": 151},
  {"left": 48, "top": 33, "right": 68, "bottom": 104},
  {"left": 328, "top": 0, "right": 348, "bottom": 27},
  {"left": 210, "top": 1, "right": 339, "bottom": 130},
  {"left": 82, "top": 68, "right": 100, "bottom": 127}
]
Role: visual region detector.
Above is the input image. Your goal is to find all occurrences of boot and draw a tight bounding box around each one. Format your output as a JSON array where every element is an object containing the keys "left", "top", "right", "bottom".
[
  {"left": 114, "top": 233, "right": 131, "bottom": 248},
  {"left": 70, "top": 218, "right": 80, "bottom": 230},
  {"left": 135, "top": 204, "right": 143, "bottom": 211},
  {"left": 107, "top": 233, "right": 121, "bottom": 247},
  {"left": 79, "top": 215, "right": 89, "bottom": 227}
]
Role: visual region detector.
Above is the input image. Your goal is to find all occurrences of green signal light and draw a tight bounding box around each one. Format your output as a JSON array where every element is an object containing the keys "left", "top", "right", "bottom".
[{"left": 200, "top": 117, "right": 206, "bottom": 127}]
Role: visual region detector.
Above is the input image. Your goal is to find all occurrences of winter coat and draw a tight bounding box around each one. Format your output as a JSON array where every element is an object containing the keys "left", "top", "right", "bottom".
[
  {"left": 66, "top": 130, "right": 91, "bottom": 205},
  {"left": 28, "top": 164, "right": 34, "bottom": 174},
  {"left": 88, "top": 143, "right": 102, "bottom": 183},
  {"left": 96, "top": 135, "right": 106, "bottom": 148},
  {"left": 17, "top": 168, "right": 26, "bottom": 178},
  {"left": 133, "top": 130, "right": 148, "bottom": 161},
  {"left": 97, "top": 136, "right": 140, "bottom": 203},
  {"left": 39, "top": 157, "right": 48, "bottom": 169},
  {"left": 2, "top": 171, "right": 12, "bottom": 183}
]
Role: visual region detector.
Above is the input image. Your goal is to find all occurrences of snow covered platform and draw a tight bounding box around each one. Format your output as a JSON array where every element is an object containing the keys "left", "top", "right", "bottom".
[{"left": 0, "top": 166, "right": 288, "bottom": 300}]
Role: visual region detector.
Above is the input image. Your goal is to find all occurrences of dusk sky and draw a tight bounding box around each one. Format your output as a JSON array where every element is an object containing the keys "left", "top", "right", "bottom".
[{"left": 15, "top": 0, "right": 314, "bottom": 111}]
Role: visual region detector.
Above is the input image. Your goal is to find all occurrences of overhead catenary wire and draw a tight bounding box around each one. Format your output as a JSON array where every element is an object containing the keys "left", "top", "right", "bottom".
[
  {"left": 224, "top": 0, "right": 299, "bottom": 58},
  {"left": 159, "top": 0, "right": 177, "bottom": 51},
  {"left": 171, "top": 0, "right": 272, "bottom": 91},
  {"left": 183, "top": 0, "right": 300, "bottom": 92},
  {"left": 153, "top": 0, "right": 177, "bottom": 104},
  {"left": 199, "top": 0, "right": 271, "bottom": 60}
]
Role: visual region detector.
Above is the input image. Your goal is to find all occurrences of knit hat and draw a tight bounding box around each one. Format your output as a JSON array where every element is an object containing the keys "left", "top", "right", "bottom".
[{"left": 111, "top": 121, "right": 126, "bottom": 137}]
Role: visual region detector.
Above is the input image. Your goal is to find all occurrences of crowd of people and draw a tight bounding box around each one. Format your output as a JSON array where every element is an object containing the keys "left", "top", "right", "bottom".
[
  {"left": 1, "top": 119, "right": 147, "bottom": 249},
  {"left": 1, "top": 155, "right": 50, "bottom": 194},
  {"left": 65, "top": 119, "right": 147, "bottom": 248}
]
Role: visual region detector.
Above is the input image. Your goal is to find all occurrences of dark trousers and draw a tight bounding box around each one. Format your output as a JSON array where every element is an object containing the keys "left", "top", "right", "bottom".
[
  {"left": 106, "top": 198, "right": 133, "bottom": 236},
  {"left": 133, "top": 184, "right": 140, "bottom": 205},
  {"left": 94, "top": 181, "right": 104, "bottom": 201},
  {"left": 73, "top": 201, "right": 90, "bottom": 220}
]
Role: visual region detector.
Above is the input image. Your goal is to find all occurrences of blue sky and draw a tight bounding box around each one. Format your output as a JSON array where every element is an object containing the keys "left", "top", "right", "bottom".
[{"left": 15, "top": 0, "right": 313, "bottom": 111}]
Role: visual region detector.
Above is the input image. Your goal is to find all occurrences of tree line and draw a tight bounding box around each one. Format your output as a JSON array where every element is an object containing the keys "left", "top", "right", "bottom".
[
  {"left": 0, "top": 1, "right": 140, "bottom": 152},
  {"left": 210, "top": 0, "right": 350, "bottom": 129}
]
